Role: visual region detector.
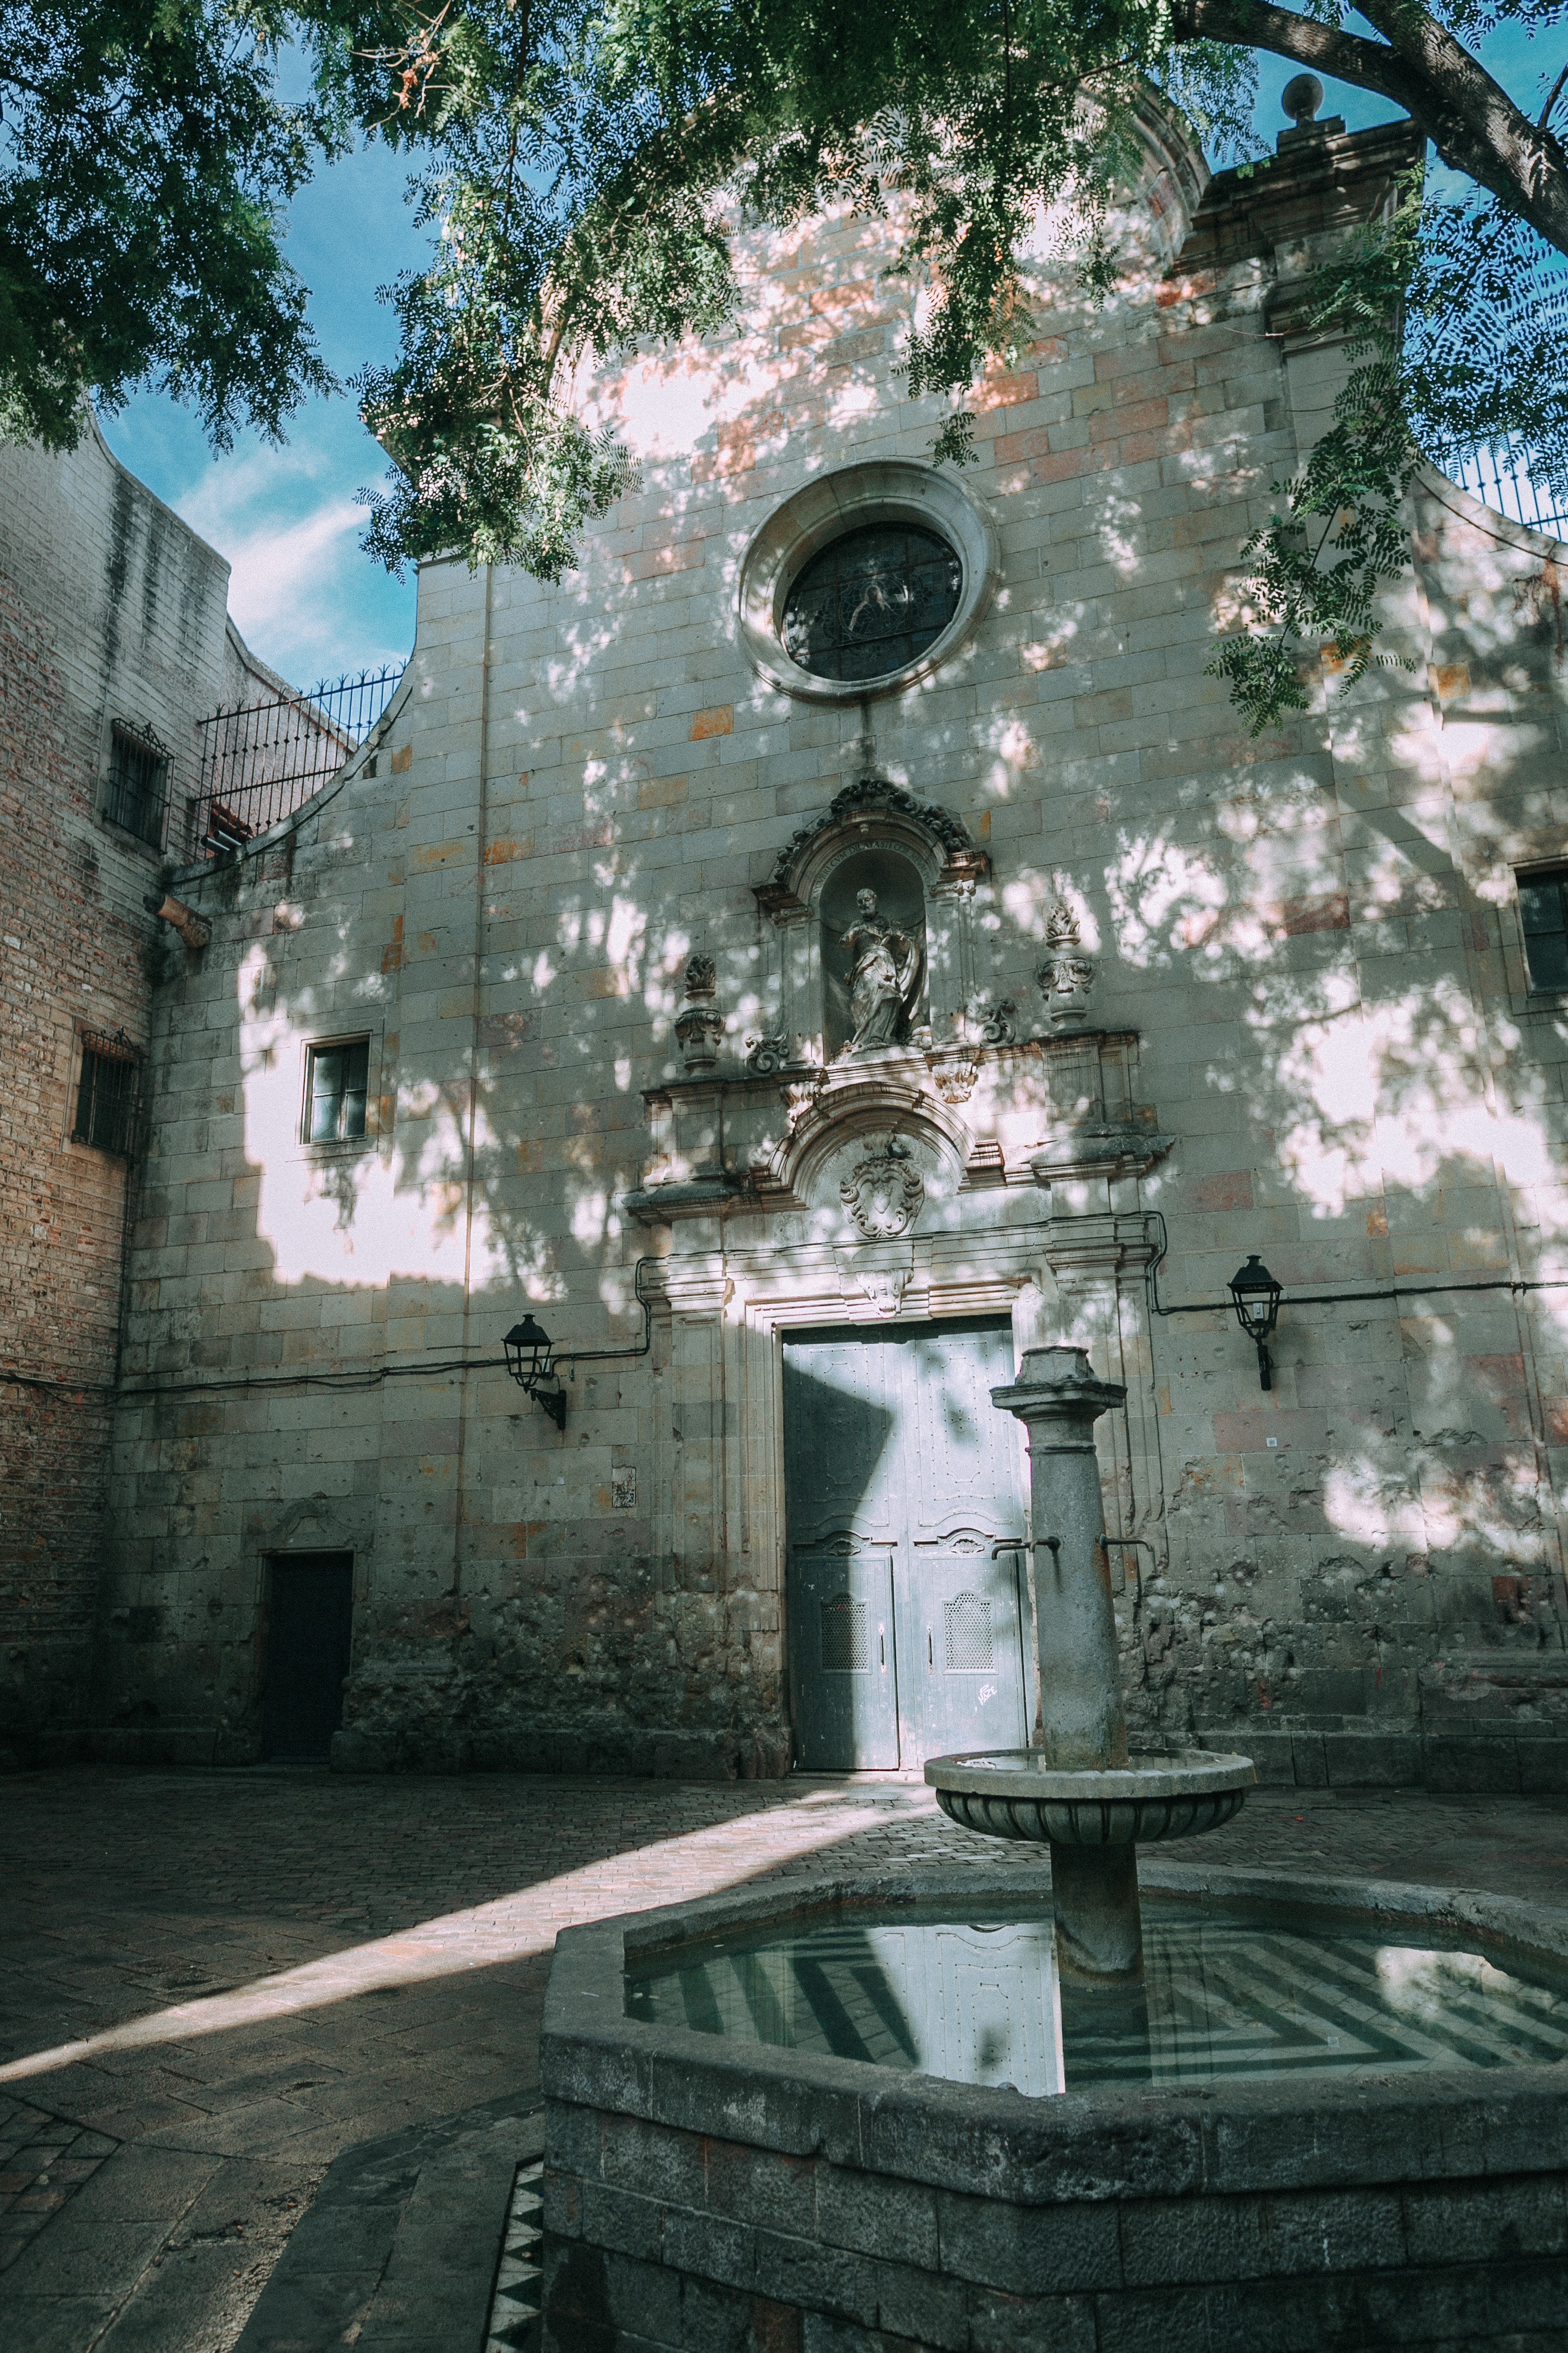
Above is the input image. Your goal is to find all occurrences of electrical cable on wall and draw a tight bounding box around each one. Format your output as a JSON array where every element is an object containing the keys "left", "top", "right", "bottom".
[
  {"left": 1144, "top": 1209, "right": 1568, "bottom": 1319},
  {"left": 4, "top": 1259, "right": 661, "bottom": 1404}
]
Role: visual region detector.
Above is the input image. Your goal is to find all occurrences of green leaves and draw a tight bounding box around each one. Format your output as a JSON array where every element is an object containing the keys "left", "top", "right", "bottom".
[
  {"left": 354, "top": 171, "right": 649, "bottom": 577},
  {"left": 1208, "top": 176, "right": 1568, "bottom": 730},
  {"left": 0, "top": 1, "right": 341, "bottom": 449},
  {"left": 8, "top": 0, "right": 1566, "bottom": 747},
  {"left": 345, "top": 0, "right": 1226, "bottom": 577},
  {"left": 1206, "top": 359, "right": 1420, "bottom": 732},
  {"left": 351, "top": 0, "right": 741, "bottom": 573}
]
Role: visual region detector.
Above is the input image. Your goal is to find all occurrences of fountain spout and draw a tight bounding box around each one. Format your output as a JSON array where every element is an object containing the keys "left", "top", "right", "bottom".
[{"left": 992, "top": 1347, "right": 1138, "bottom": 1979}]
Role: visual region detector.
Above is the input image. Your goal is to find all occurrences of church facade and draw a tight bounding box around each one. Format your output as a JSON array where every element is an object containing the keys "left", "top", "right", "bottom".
[{"left": 94, "top": 96, "right": 1568, "bottom": 1787}]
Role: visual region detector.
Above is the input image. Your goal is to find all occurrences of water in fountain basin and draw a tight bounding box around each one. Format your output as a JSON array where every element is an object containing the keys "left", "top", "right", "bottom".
[{"left": 624, "top": 1906, "right": 1568, "bottom": 2098}]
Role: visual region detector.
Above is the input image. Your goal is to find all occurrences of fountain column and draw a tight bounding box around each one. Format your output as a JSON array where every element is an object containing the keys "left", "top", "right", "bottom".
[{"left": 991, "top": 1345, "right": 1142, "bottom": 1981}]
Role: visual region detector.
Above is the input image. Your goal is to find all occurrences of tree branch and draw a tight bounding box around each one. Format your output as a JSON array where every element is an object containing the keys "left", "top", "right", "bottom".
[{"left": 1174, "top": 0, "right": 1568, "bottom": 260}]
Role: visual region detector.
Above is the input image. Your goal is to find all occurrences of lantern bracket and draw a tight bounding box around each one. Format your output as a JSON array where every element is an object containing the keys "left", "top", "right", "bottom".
[{"left": 1227, "top": 1254, "right": 1284, "bottom": 1394}]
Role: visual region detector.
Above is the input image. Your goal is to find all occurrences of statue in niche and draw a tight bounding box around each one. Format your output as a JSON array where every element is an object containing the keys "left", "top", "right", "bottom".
[{"left": 840, "top": 888, "right": 922, "bottom": 1053}]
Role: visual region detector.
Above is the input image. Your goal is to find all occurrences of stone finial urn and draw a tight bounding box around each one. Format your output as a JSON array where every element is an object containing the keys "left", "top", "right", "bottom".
[
  {"left": 674, "top": 953, "right": 723, "bottom": 1074},
  {"left": 1037, "top": 901, "right": 1096, "bottom": 1031}
]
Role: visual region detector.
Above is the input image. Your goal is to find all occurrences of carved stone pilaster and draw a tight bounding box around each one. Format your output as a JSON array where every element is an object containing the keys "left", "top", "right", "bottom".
[
  {"left": 1027, "top": 1031, "right": 1172, "bottom": 1190},
  {"left": 1040, "top": 1210, "right": 1169, "bottom": 1593}
]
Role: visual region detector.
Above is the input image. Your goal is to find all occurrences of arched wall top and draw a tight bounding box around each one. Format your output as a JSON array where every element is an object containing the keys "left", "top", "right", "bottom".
[
  {"left": 1126, "top": 87, "right": 1212, "bottom": 269},
  {"left": 756, "top": 777, "right": 989, "bottom": 920}
]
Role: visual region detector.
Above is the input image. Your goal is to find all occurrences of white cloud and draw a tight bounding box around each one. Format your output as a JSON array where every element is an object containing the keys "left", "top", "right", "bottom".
[
  {"left": 219, "top": 498, "right": 363, "bottom": 643},
  {"left": 102, "top": 397, "right": 416, "bottom": 689}
]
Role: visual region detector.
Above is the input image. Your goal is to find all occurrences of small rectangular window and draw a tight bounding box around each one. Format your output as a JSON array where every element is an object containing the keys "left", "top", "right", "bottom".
[
  {"left": 73, "top": 1036, "right": 139, "bottom": 1156},
  {"left": 105, "top": 721, "right": 169, "bottom": 846},
  {"left": 1519, "top": 868, "right": 1568, "bottom": 991},
  {"left": 304, "top": 1039, "right": 370, "bottom": 1144}
]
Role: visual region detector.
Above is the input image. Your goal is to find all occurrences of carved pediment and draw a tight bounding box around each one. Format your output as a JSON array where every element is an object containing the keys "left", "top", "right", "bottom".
[
  {"left": 626, "top": 1025, "right": 1172, "bottom": 1223},
  {"left": 755, "top": 777, "right": 988, "bottom": 919}
]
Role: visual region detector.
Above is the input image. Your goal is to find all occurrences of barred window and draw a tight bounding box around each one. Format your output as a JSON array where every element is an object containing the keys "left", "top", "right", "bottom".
[
  {"left": 74, "top": 1035, "right": 140, "bottom": 1156},
  {"left": 305, "top": 1039, "right": 370, "bottom": 1144},
  {"left": 1519, "top": 868, "right": 1568, "bottom": 991},
  {"left": 106, "top": 721, "right": 169, "bottom": 847}
]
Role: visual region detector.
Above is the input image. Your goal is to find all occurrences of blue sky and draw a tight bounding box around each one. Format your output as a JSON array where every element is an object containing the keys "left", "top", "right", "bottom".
[
  {"left": 102, "top": 134, "right": 429, "bottom": 692},
  {"left": 99, "top": 28, "right": 1557, "bottom": 692}
]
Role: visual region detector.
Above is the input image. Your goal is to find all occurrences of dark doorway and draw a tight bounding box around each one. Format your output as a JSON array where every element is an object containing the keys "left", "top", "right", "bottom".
[
  {"left": 783, "top": 1321, "right": 1030, "bottom": 1772},
  {"left": 262, "top": 1553, "right": 354, "bottom": 1761}
]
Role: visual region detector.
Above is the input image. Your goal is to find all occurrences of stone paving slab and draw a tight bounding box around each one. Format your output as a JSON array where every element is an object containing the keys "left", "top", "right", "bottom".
[
  {"left": 0, "top": 2096, "right": 121, "bottom": 2274},
  {"left": 0, "top": 1768, "right": 1565, "bottom": 2350},
  {"left": 232, "top": 2098, "right": 543, "bottom": 2353}
]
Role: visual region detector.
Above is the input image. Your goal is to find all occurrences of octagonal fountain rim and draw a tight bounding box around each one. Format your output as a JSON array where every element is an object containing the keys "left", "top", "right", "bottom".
[{"left": 541, "top": 1859, "right": 1568, "bottom": 2198}]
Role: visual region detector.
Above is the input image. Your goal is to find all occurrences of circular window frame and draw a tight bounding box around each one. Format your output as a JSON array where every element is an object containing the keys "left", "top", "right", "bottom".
[{"left": 737, "top": 460, "right": 1002, "bottom": 707}]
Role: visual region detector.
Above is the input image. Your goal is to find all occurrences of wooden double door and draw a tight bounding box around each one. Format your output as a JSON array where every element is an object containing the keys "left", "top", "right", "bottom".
[{"left": 783, "top": 1320, "right": 1032, "bottom": 1771}]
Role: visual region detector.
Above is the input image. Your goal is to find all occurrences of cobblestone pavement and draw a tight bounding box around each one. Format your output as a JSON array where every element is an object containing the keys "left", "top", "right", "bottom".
[{"left": 1, "top": 1769, "right": 1566, "bottom": 2352}]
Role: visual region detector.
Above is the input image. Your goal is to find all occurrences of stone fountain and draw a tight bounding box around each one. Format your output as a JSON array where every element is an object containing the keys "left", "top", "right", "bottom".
[
  {"left": 924, "top": 1344, "right": 1255, "bottom": 1982},
  {"left": 538, "top": 1343, "right": 1568, "bottom": 2352}
]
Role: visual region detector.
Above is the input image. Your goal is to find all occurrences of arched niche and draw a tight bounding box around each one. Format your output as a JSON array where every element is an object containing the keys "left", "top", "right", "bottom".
[{"left": 752, "top": 780, "right": 989, "bottom": 1068}]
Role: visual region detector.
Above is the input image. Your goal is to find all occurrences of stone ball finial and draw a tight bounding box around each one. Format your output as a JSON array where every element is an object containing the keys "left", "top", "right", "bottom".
[{"left": 1281, "top": 73, "right": 1324, "bottom": 127}]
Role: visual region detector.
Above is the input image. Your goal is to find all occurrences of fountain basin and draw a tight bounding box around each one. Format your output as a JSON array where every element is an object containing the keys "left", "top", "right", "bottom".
[
  {"left": 926, "top": 1743, "right": 1255, "bottom": 1844},
  {"left": 540, "top": 1861, "right": 1568, "bottom": 2352}
]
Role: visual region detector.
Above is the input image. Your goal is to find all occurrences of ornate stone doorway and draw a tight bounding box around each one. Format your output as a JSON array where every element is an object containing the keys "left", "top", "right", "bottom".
[{"left": 782, "top": 1319, "right": 1030, "bottom": 1771}]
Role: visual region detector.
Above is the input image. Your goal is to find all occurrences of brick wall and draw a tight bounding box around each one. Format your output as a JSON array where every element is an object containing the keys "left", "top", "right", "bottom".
[{"left": 0, "top": 422, "right": 233, "bottom": 1756}]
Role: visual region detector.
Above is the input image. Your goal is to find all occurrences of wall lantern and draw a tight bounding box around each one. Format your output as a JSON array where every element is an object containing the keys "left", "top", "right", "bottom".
[
  {"left": 1228, "top": 1254, "right": 1283, "bottom": 1392},
  {"left": 503, "top": 1315, "right": 566, "bottom": 1428}
]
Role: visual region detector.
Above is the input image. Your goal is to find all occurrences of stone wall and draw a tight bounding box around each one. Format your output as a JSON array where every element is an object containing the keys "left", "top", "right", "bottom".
[
  {"left": 543, "top": 2100, "right": 1568, "bottom": 2351},
  {"left": 98, "top": 101, "right": 1568, "bottom": 1778},
  {"left": 0, "top": 418, "right": 234, "bottom": 1757}
]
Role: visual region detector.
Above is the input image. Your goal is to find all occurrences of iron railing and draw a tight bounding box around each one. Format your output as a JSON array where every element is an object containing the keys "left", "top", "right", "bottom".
[
  {"left": 189, "top": 665, "right": 403, "bottom": 858},
  {"left": 1451, "top": 443, "right": 1568, "bottom": 542}
]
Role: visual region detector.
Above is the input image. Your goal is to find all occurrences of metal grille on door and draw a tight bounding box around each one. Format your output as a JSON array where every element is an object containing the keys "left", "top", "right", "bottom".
[
  {"left": 821, "top": 1594, "right": 869, "bottom": 1672},
  {"left": 944, "top": 1591, "right": 995, "bottom": 1674}
]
